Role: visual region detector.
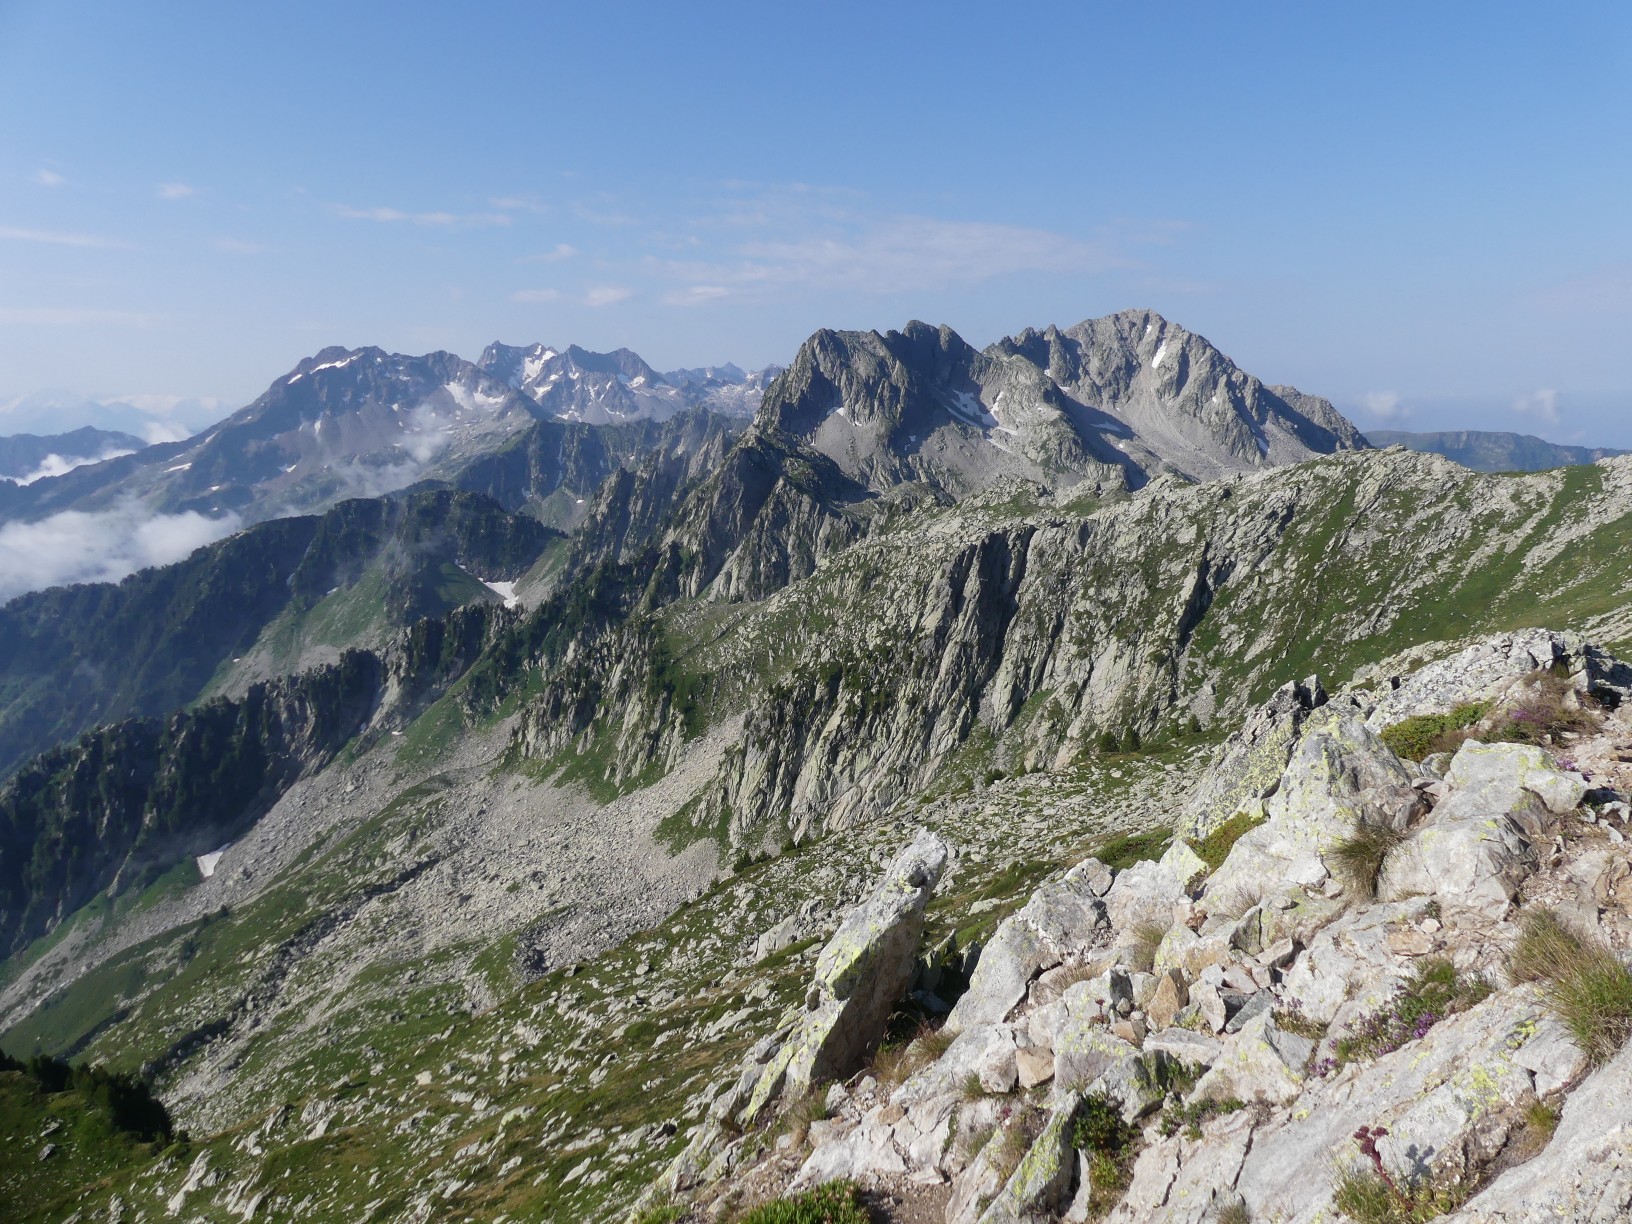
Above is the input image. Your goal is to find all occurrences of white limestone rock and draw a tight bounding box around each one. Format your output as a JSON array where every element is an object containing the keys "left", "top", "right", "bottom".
[
  {"left": 946, "top": 861, "right": 1107, "bottom": 1031},
  {"left": 1384, "top": 741, "right": 1584, "bottom": 917}
]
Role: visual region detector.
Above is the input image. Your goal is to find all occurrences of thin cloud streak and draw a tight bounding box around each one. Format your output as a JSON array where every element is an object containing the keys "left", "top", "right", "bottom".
[
  {"left": 654, "top": 215, "right": 1129, "bottom": 301},
  {"left": 519, "top": 243, "right": 578, "bottom": 263},
  {"left": 0, "top": 307, "right": 163, "bottom": 327},
  {"left": 333, "top": 204, "right": 511, "bottom": 227},
  {"left": 0, "top": 226, "right": 121, "bottom": 248}
]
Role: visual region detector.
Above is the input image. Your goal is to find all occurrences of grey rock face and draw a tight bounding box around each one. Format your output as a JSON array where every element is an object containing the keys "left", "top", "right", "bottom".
[
  {"left": 754, "top": 310, "right": 1366, "bottom": 509},
  {"left": 1179, "top": 674, "right": 1326, "bottom": 840},
  {"left": 946, "top": 862, "right": 1108, "bottom": 1031},
  {"left": 1383, "top": 741, "right": 1586, "bottom": 917},
  {"left": 1202, "top": 714, "right": 1420, "bottom": 907},
  {"left": 744, "top": 829, "right": 949, "bottom": 1117},
  {"left": 1443, "top": 1035, "right": 1632, "bottom": 1222}
]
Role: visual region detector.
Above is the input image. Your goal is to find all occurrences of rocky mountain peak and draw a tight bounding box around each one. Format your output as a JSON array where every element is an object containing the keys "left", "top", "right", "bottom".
[
  {"left": 476, "top": 341, "right": 769, "bottom": 425},
  {"left": 747, "top": 310, "right": 1367, "bottom": 505}
]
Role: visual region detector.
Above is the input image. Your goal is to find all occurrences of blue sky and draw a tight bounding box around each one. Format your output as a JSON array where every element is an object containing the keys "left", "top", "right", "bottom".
[{"left": 2, "top": 1, "right": 1630, "bottom": 443}]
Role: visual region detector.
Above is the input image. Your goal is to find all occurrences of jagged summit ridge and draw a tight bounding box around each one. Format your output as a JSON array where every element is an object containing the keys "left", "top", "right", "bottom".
[
  {"left": 478, "top": 340, "right": 773, "bottom": 424},
  {"left": 753, "top": 309, "right": 1368, "bottom": 497}
]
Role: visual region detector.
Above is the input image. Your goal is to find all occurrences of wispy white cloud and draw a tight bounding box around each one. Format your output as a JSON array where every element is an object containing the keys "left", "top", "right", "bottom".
[
  {"left": 1357, "top": 390, "right": 1407, "bottom": 421},
  {"left": 585, "top": 286, "right": 634, "bottom": 307},
  {"left": 34, "top": 169, "right": 65, "bottom": 187},
  {"left": 661, "top": 284, "right": 731, "bottom": 307},
  {"left": 573, "top": 199, "right": 638, "bottom": 227},
  {"left": 1532, "top": 266, "right": 1632, "bottom": 314},
  {"left": 0, "top": 226, "right": 120, "bottom": 248},
  {"left": 649, "top": 186, "right": 1138, "bottom": 303},
  {"left": 157, "top": 182, "right": 196, "bottom": 200},
  {"left": 0, "top": 307, "right": 162, "bottom": 326},
  {"left": 1512, "top": 388, "right": 1561, "bottom": 425},
  {"left": 333, "top": 204, "right": 511, "bottom": 227},
  {"left": 0, "top": 501, "right": 241, "bottom": 602},
  {"left": 511, "top": 288, "right": 561, "bottom": 303},
  {"left": 491, "top": 195, "right": 551, "bottom": 215},
  {"left": 212, "top": 237, "right": 263, "bottom": 254},
  {"left": 519, "top": 243, "right": 578, "bottom": 263}
]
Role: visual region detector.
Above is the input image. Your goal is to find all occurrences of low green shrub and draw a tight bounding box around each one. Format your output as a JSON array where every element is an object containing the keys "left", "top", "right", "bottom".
[
  {"left": 1159, "top": 1094, "right": 1246, "bottom": 1139},
  {"left": 1071, "top": 1092, "right": 1136, "bottom": 1154},
  {"left": 1071, "top": 1092, "right": 1137, "bottom": 1212},
  {"left": 1096, "top": 830, "right": 1171, "bottom": 871},
  {"left": 1379, "top": 701, "right": 1488, "bottom": 762},
  {"left": 1189, "top": 810, "right": 1267, "bottom": 871}
]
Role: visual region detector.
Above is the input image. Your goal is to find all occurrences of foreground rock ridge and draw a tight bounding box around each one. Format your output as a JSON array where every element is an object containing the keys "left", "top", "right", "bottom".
[{"left": 667, "top": 630, "right": 1632, "bottom": 1222}]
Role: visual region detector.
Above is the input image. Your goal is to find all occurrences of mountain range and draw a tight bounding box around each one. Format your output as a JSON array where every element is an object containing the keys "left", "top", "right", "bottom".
[
  {"left": 1366, "top": 427, "right": 1629, "bottom": 471},
  {"left": 0, "top": 426, "right": 147, "bottom": 485},
  {"left": 2, "top": 309, "right": 1630, "bottom": 1223}
]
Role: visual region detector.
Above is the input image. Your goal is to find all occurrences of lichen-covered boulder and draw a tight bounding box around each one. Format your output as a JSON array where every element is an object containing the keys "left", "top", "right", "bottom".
[
  {"left": 976, "top": 1093, "right": 1082, "bottom": 1224},
  {"left": 895, "top": 1023, "right": 1018, "bottom": 1103},
  {"left": 1441, "top": 1027, "right": 1630, "bottom": 1222},
  {"left": 1204, "top": 714, "right": 1421, "bottom": 906},
  {"left": 1279, "top": 898, "right": 1430, "bottom": 1023},
  {"left": 1231, "top": 989, "right": 1552, "bottom": 1223},
  {"left": 1189, "top": 1010, "right": 1313, "bottom": 1105},
  {"left": 1105, "top": 1108, "right": 1257, "bottom": 1224},
  {"left": 1383, "top": 741, "right": 1585, "bottom": 917},
  {"left": 1052, "top": 1018, "right": 1142, "bottom": 1093},
  {"left": 745, "top": 828, "right": 949, "bottom": 1117},
  {"left": 1179, "top": 675, "right": 1327, "bottom": 840}
]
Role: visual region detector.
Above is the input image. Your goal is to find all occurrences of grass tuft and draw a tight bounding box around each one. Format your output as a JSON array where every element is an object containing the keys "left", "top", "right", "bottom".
[
  {"left": 1126, "top": 920, "right": 1170, "bottom": 973},
  {"left": 1330, "top": 823, "right": 1406, "bottom": 900},
  {"left": 738, "top": 1180, "right": 872, "bottom": 1224},
  {"left": 1511, "top": 908, "right": 1632, "bottom": 1066}
]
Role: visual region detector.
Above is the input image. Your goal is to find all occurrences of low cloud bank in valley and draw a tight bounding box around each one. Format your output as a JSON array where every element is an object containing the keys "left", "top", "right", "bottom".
[
  {"left": 3, "top": 447, "right": 138, "bottom": 486},
  {"left": 0, "top": 502, "right": 242, "bottom": 602}
]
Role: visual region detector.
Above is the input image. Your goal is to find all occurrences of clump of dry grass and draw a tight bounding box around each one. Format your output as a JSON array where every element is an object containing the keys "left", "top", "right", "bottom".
[
  {"left": 869, "top": 1019, "right": 954, "bottom": 1086},
  {"left": 1491, "top": 671, "right": 1602, "bottom": 746},
  {"left": 1126, "top": 920, "right": 1169, "bottom": 972}
]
